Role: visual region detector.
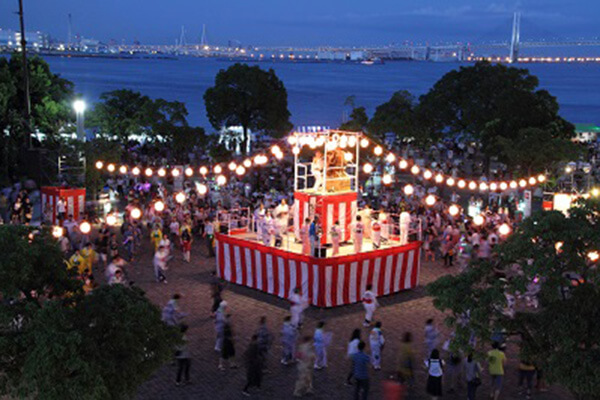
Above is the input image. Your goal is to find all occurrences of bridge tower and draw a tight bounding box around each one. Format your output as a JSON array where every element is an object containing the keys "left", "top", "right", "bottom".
[
  {"left": 200, "top": 24, "right": 207, "bottom": 47},
  {"left": 509, "top": 12, "right": 521, "bottom": 63}
]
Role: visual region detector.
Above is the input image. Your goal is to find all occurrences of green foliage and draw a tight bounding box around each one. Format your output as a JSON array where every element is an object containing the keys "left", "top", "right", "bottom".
[
  {"left": 204, "top": 63, "right": 292, "bottom": 152},
  {"left": 0, "top": 55, "right": 74, "bottom": 183},
  {"left": 0, "top": 55, "right": 74, "bottom": 139},
  {"left": 21, "top": 286, "right": 179, "bottom": 400},
  {"left": 428, "top": 199, "right": 600, "bottom": 397},
  {"left": 367, "top": 90, "right": 418, "bottom": 143},
  {"left": 340, "top": 106, "right": 369, "bottom": 132},
  {"left": 417, "top": 61, "right": 576, "bottom": 171},
  {"left": 0, "top": 226, "right": 179, "bottom": 399},
  {"left": 0, "top": 225, "right": 80, "bottom": 302},
  {"left": 87, "top": 89, "right": 156, "bottom": 143}
]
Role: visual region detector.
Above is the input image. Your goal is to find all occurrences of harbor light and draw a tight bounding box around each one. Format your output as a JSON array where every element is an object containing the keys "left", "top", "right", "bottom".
[
  {"left": 588, "top": 251, "right": 599, "bottom": 262},
  {"left": 79, "top": 221, "right": 91, "bottom": 234},
  {"left": 158, "top": 168, "right": 166, "bottom": 177},
  {"left": 385, "top": 153, "right": 395, "bottom": 163},
  {"left": 360, "top": 138, "right": 369, "bottom": 148},
  {"left": 374, "top": 146, "right": 383, "bottom": 156},
  {"left": 457, "top": 180, "right": 466, "bottom": 189},
  {"left": 119, "top": 165, "right": 127, "bottom": 174},
  {"left": 410, "top": 165, "right": 420, "bottom": 175},
  {"left": 528, "top": 177, "right": 537, "bottom": 185},
  {"left": 145, "top": 168, "right": 153, "bottom": 177},
  {"left": 399, "top": 160, "right": 408, "bottom": 169},
  {"left": 185, "top": 167, "right": 194, "bottom": 177},
  {"left": 382, "top": 174, "right": 392, "bottom": 185},
  {"left": 236, "top": 166, "right": 246, "bottom": 176},
  {"left": 500, "top": 182, "right": 508, "bottom": 191},
  {"left": 435, "top": 174, "right": 444, "bottom": 183},
  {"left": 292, "top": 147, "right": 300, "bottom": 155},
  {"left": 172, "top": 168, "right": 181, "bottom": 177},
  {"left": 468, "top": 181, "right": 477, "bottom": 190},
  {"left": 490, "top": 182, "right": 498, "bottom": 191},
  {"left": 214, "top": 165, "right": 223, "bottom": 174},
  {"left": 446, "top": 177, "right": 455, "bottom": 187},
  {"left": 344, "top": 152, "right": 353, "bottom": 162},
  {"left": 479, "top": 182, "right": 488, "bottom": 191},
  {"left": 228, "top": 162, "right": 237, "bottom": 171},
  {"left": 107, "top": 163, "right": 115, "bottom": 172},
  {"left": 425, "top": 195, "right": 436, "bottom": 206},
  {"left": 132, "top": 167, "right": 140, "bottom": 176},
  {"left": 243, "top": 159, "right": 252, "bottom": 168},
  {"left": 363, "top": 163, "right": 373, "bottom": 174},
  {"left": 200, "top": 166, "right": 208, "bottom": 175},
  {"left": 423, "top": 170, "right": 433, "bottom": 180},
  {"left": 95, "top": 161, "right": 104, "bottom": 170},
  {"left": 519, "top": 179, "right": 527, "bottom": 188},
  {"left": 217, "top": 175, "right": 227, "bottom": 186},
  {"left": 509, "top": 181, "right": 518, "bottom": 189},
  {"left": 403, "top": 184, "right": 414, "bottom": 196}
]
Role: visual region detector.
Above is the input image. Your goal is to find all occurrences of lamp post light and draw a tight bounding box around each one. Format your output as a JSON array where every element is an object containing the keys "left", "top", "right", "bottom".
[{"left": 73, "top": 100, "right": 86, "bottom": 141}]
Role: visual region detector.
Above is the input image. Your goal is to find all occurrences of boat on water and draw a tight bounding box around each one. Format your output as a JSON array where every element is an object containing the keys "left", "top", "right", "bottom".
[{"left": 361, "top": 57, "right": 383, "bottom": 65}]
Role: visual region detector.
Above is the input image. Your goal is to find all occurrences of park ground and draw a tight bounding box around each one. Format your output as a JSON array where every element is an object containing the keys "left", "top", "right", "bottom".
[{"left": 130, "top": 240, "right": 572, "bottom": 400}]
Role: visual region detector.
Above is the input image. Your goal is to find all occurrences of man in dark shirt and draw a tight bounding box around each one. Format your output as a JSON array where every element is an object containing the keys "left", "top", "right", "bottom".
[{"left": 352, "top": 341, "right": 370, "bottom": 400}]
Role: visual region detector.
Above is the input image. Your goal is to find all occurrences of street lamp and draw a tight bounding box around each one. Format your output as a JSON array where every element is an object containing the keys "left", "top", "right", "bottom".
[{"left": 73, "top": 100, "right": 86, "bottom": 141}]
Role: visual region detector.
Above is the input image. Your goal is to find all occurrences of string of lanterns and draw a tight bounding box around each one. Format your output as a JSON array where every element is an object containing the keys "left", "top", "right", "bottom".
[
  {"left": 288, "top": 130, "right": 547, "bottom": 195},
  {"left": 93, "top": 147, "right": 278, "bottom": 186}
]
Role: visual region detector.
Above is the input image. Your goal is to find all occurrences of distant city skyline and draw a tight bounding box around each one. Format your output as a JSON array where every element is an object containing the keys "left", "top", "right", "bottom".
[{"left": 0, "top": 0, "right": 598, "bottom": 46}]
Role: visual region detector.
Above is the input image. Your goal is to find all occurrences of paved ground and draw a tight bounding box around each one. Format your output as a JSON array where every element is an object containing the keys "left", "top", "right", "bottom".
[{"left": 130, "top": 239, "right": 572, "bottom": 400}]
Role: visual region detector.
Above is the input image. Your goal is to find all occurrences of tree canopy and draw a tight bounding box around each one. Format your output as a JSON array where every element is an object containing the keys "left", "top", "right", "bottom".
[
  {"left": 204, "top": 63, "right": 292, "bottom": 152},
  {"left": 0, "top": 226, "right": 179, "bottom": 399},
  {"left": 367, "top": 90, "right": 418, "bottom": 143},
  {"left": 0, "top": 55, "right": 75, "bottom": 184},
  {"left": 339, "top": 106, "right": 369, "bottom": 132},
  {"left": 417, "top": 61, "right": 577, "bottom": 172},
  {"left": 427, "top": 199, "right": 600, "bottom": 398}
]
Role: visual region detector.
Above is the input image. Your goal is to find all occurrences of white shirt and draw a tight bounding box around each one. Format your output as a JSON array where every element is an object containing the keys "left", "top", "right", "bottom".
[
  {"left": 57, "top": 200, "right": 66, "bottom": 213},
  {"left": 347, "top": 338, "right": 360, "bottom": 357},
  {"left": 362, "top": 290, "right": 377, "bottom": 306}
]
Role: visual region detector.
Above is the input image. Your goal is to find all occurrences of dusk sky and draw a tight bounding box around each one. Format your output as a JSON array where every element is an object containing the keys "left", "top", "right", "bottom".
[{"left": 1, "top": 0, "right": 598, "bottom": 46}]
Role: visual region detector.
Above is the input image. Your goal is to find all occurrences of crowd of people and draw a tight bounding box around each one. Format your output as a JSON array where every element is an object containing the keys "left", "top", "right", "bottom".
[{"left": 0, "top": 137, "right": 553, "bottom": 400}]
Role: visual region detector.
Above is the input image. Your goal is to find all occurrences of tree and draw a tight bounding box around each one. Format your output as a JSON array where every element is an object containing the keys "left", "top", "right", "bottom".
[
  {"left": 427, "top": 199, "right": 600, "bottom": 398},
  {"left": 367, "top": 90, "right": 418, "bottom": 143},
  {"left": 417, "top": 61, "right": 577, "bottom": 173},
  {"left": 0, "top": 226, "right": 179, "bottom": 398},
  {"left": 204, "top": 63, "right": 292, "bottom": 153},
  {"left": 22, "top": 285, "right": 178, "bottom": 400},
  {"left": 339, "top": 106, "right": 368, "bottom": 132},
  {"left": 87, "top": 89, "right": 155, "bottom": 143},
  {"left": 0, "top": 55, "right": 74, "bottom": 183},
  {"left": 168, "top": 125, "right": 207, "bottom": 161}
]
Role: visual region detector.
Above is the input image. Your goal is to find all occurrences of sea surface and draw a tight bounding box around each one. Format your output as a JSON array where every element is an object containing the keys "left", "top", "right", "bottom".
[{"left": 40, "top": 56, "right": 600, "bottom": 129}]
